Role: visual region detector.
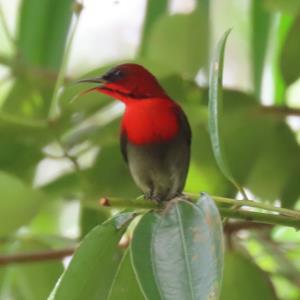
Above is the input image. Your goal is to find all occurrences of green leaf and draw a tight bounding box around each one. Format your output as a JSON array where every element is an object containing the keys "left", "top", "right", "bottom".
[
  {"left": 131, "top": 212, "right": 162, "bottom": 300},
  {"left": 264, "top": 0, "right": 300, "bottom": 14},
  {"left": 0, "top": 137, "right": 43, "bottom": 182},
  {"left": 138, "top": 0, "right": 168, "bottom": 57},
  {"left": 49, "top": 213, "right": 132, "bottom": 300},
  {"left": 246, "top": 122, "right": 300, "bottom": 202},
  {"left": 18, "top": 0, "right": 73, "bottom": 69},
  {"left": 251, "top": 0, "right": 271, "bottom": 97},
  {"left": 196, "top": 192, "right": 224, "bottom": 282},
  {"left": 152, "top": 199, "right": 223, "bottom": 300},
  {"left": 280, "top": 168, "right": 300, "bottom": 208},
  {"left": 80, "top": 206, "right": 110, "bottom": 238},
  {"left": 0, "top": 171, "right": 45, "bottom": 236},
  {"left": 132, "top": 200, "right": 224, "bottom": 300},
  {"left": 0, "top": 109, "right": 48, "bottom": 181},
  {"left": 107, "top": 250, "right": 144, "bottom": 300},
  {"left": 208, "top": 29, "right": 245, "bottom": 196},
  {"left": 146, "top": 8, "right": 208, "bottom": 77},
  {"left": 208, "top": 88, "right": 300, "bottom": 203},
  {"left": 280, "top": 14, "right": 300, "bottom": 85},
  {"left": 5, "top": 0, "right": 74, "bottom": 117},
  {"left": 221, "top": 90, "right": 267, "bottom": 184},
  {"left": 220, "top": 252, "right": 278, "bottom": 300},
  {"left": 272, "top": 15, "right": 293, "bottom": 104},
  {"left": 86, "top": 143, "right": 140, "bottom": 198}
]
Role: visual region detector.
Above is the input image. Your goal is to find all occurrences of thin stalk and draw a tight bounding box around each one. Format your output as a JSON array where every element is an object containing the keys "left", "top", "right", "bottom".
[
  {"left": 233, "top": 182, "right": 249, "bottom": 200},
  {"left": 0, "top": 247, "right": 75, "bottom": 266},
  {"left": 211, "top": 195, "right": 300, "bottom": 219},
  {"left": 260, "top": 105, "right": 300, "bottom": 117},
  {"left": 218, "top": 208, "right": 300, "bottom": 229},
  {"left": 88, "top": 195, "right": 300, "bottom": 230},
  {"left": 54, "top": 134, "right": 92, "bottom": 195}
]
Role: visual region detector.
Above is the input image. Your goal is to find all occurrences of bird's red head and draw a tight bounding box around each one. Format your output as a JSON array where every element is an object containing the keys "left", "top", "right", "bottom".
[{"left": 78, "top": 63, "right": 167, "bottom": 104}]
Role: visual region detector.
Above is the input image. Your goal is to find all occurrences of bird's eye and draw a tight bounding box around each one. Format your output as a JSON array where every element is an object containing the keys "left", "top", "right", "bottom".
[{"left": 102, "top": 68, "right": 124, "bottom": 82}]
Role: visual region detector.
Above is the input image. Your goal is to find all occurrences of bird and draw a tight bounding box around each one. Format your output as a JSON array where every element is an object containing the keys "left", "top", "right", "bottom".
[{"left": 78, "top": 63, "right": 191, "bottom": 202}]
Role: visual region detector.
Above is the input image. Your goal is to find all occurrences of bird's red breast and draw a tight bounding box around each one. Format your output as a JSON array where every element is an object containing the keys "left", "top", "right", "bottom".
[{"left": 121, "top": 98, "right": 180, "bottom": 145}]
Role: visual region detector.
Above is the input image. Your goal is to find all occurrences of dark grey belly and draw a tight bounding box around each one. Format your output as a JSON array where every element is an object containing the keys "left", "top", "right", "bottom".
[{"left": 126, "top": 136, "right": 190, "bottom": 201}]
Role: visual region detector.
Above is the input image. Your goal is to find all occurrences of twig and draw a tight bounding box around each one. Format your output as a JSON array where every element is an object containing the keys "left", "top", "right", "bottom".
[
  {"left": 218, "top": 208, "right": 300, "bottom": 229},
  {"left": 51, "top": 133, "right": 93, "bottom": 197},
  {"left": 92, "top": 195, "right": 300, "bottom": 229},
  {"left": 210, "top": 195, "right": 300, "bottom": 219},
  {"left": 224, "top": 221, "right": 272, "bottom": 234},
  {"left": 0, "top": 247, "right": 76, "bottom": 266},
  {"left": 260, "top": 105, "right": 300, "bottom": 117}
]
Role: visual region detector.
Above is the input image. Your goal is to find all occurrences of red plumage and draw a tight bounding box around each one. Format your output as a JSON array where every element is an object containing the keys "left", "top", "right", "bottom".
[
  {"left": 122, "top": 98, "right": 180, "bottom": 145},
  {"left": 78, "top": 64, "right": 191, "bottom": 201}
]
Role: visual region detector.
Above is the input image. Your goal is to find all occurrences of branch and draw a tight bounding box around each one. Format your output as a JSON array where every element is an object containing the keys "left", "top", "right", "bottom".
[
  {"left": 0, "top": 247, "right": 75, "bottom": 266},
  {"left": 260, "top": 105, "right": 300, "bottom": 117},
  {"left": 218, "top": 208, "right": 300, "bottom": 229},
  {"left": 224, "top": 221, "right": 272, "bottom": 234},
  {"left": 93, "top": 195, "right": 300, "bottom": 230},
  {"left": 210, "top": 195, "right": 300, "bottom": 219}
]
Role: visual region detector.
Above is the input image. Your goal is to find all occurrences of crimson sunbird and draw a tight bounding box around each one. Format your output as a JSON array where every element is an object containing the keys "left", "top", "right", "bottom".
[{"left": 78, "top": 64, "right": 191, "bottom": 202}]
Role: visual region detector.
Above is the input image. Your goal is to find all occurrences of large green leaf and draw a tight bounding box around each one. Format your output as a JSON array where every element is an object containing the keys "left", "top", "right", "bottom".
[
  {"left": 152, "top": 199, "right": 223, "bottom": 300},
  {"left": 138, "top": 0, "right": 168, "bottom": 57},
  {"left": 208, "top": 29, "right": 231, "bottom": 181},
  {"left": 221, "top": 90, "right": 267, "bottom": 184},
  {"left": 145, "top": 8, "right": 208, "bottom": 77},
  {"left": 107, "top": 250, "right": 144, "bottom": 300},
  {"left": 220, "top": 252, "right": 278, "bottom": 300},
  {"left": 131, "top": 212, "right": 161, "bottom": 300},
  {"left": 0, "top": 122, "right": 46, "bottom": 181},
  {"left": 280, "top": 13, "right": 300, "bottom": 85},
  {"left": 81, "top": 143, "right": 139, "bottom": 199},
  {"left": 208, "top": 29, "right": 245, "bottom": 195},
  {"left": 132, "top": 199, "right": 224, "bottom": 300},
  {"left": 18, "top": 0, "right": 74, "bottom": 69},
  {"left": 80, "top": 206, "right": 110, "bottom": 238},
  {"left": 196, "top": 192, "right": 224, "bottom": 284},
  {"left": 251, "top": 0, "right": 271, "bottom": 97},
  {"left": 49, "top": 213, "right": 135, "bottom": 300},
  {"left": 246, "top": 122, "right": 300, "bottom": 203},
  {"left": 220, "top": 90, "right": 300, "bottom": 204},
  {"left": 264, "top": 0, "right": 300, "bottom": 14},
  {"left": 4, "top": 0, "right": 74, "bottom": 116},
  {"left": 0, "top": 109, "right": 48, "bottom": 181},
  {"left": 0, "top": 171, "right": 45, "bottom": 236}
]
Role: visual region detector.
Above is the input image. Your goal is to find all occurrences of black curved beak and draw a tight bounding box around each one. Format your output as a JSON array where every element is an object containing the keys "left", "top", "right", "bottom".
[
  {"left": 76, "top": 77, "right": 107, "bottom": 86},
  {"left": 70, "top": 77, "right": 108, "bottom": 103}
]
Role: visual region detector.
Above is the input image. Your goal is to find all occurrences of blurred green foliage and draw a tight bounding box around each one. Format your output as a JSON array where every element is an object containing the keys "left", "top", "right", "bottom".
[{"left": 0, "top": 0, "right": 300, "bottom": 299}]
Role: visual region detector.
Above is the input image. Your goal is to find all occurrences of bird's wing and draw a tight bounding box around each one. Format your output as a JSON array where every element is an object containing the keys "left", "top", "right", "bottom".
[
  {"left": 176, "top": 106, "right": 192, "bottom": 146},
  {"left": 120, "top": 130, "right": 128, "bottom": 163}
]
